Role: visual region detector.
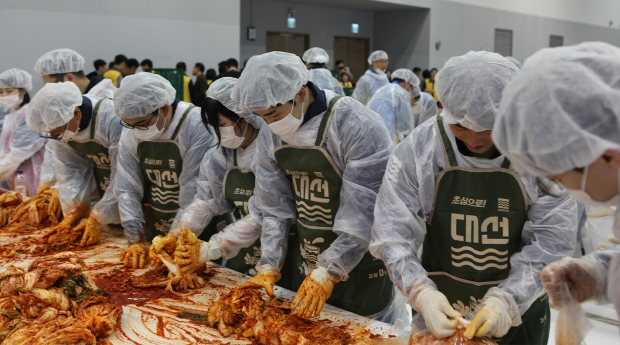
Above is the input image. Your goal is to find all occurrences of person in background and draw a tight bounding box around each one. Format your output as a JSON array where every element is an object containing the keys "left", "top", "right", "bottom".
[
  {"left": 140, "top": 59, "right": 153, "bottom": 72},
  {"left": 386, "top": 69, "right": 392, "bottom": 81},
  {"left": 411, "top": 88, "right": 438, "bottom": 127},
  {"left": 191, "top": 63, "right": 208, "bottom": 107},
  {"left": 206, "top": 69, "right": 217, "bottom": 86},
  {"left": 331, "top": 59, "right": 353, "bottom": 81},
  {"left": 216, "top": 58, "right": 242, "bottom": 80},
  {"left": 302, "top": 47, "right": 345, "bottom": 96},
  {"left": 26, "top": 82, "right": 122, "bottom": 247},
  {"left": 150, "top": 77, "right": 266, "bottom": 277},
  {"left": 370, "top": 52, "right": 576, "bottom": 344},
  {"left": 339, "top": 72, "right": 353, "bottom": 96},
  {"left": 425, "top": 68, "right": 439, "bottom": 102},
  {"left": 113, "top": 73, "right": 214, "bottom": 269},
  {"left": 176, "top": 62, "right": 194, "bottom": 104},
  {"left": 421, "top": 69, "right": 430, "bottom": 92},
  {"left": 352, "top": 50, "right": 389, "bottom": 104},
  {"left": 35, "top": 49, "right": 109, "bottom": 96},
  {"left": 492, "top": 42, "right": 620, "bottom": 336},
  {"left": 232, "top": 52, "right": 397, "bottom": 322},
  {"left": 413, "top": 67, "right": 425, "bottom": 90},
  {"left": 122, "top": 58, "right": 139, "bottom": 79},
  {"left": 103, "top": 54, "right": 127, "bottom": 88},
  {"left": 88, "top": 59, "right": 107, "bottom": 79},
  {"left": 0, "top": 69, "right": 45, "bottom": 196},
  {"left": 217, "top": 61, "right": 227, "bottom": 76},
  {"left": 367, "top": 68, "right": 416, "bottom": 145}
]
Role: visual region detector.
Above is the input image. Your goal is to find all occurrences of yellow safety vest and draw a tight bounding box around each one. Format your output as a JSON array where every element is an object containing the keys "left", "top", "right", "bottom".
[{"left": 103, "top": 69, "right": 121, "bottom": 88}]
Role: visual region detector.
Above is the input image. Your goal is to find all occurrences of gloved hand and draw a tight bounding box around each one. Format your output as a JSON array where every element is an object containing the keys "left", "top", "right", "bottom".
[
  {"left": 149, "top": 234, "right": 178, "bottom": 267},
  {"left": 43, "top": 212, "right": 79, "bottom": 239},
  {"left": 464, "top": 297, "right": 514, "bottom": 339},
  {"left": 540, "top": 256, "right": 607, "bottom": 307},
  {"left": 291, "top": 267, "right": 337, "bottom": 318},
  {"left": 38, "top": 187, "right": 61, "bottom": 220},
  {"left": 174, "top": 237, "right": 222, "bottom": 266},
  {"left": 120, "top": 242, "right": 147, "bottom": 269},
  {"left": 172, "top": 230, "right": 202, "bottom": 267},
  {"left": 234, "top": 268, "right": 281, "bottom": 297},
  {"left": 74, "top": 216, "right": 102, "bottom": 247},
  {"left": 412, "top": 287, "right": 461, "bottom": 339}
]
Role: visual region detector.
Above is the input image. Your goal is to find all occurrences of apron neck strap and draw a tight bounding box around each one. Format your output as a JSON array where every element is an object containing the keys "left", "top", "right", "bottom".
[
  {"left": 90, "top": 98, "right": 109, "bottom": 139},
  {"left": 171, "top": 105, "right": 195, "bottom": 140},
  {"left": 435, "top": 114, "right": 459, "bottom": 167},
  {"left": 501, "top": 157, "right": 512, "bottom": 169},
  {"left": 233, "top": 149, "right": 238, "bottom": 166},
  {"left": 315, "top": 96, "right": 343, "bottom": 147}
]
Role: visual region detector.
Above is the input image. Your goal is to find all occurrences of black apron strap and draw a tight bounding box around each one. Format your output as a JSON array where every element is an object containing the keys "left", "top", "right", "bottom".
[
  {"left": 315, "top": 96, "right": 343, "bottom": 147},
  {"left": 171, "top": 105, "right": 196, "bottom": 140},
  {"left": 435, "top": 114, "right": 459, "bottom": 167},
  {"left": 90, "top": 98, "right": 109, "bottom": 139}
]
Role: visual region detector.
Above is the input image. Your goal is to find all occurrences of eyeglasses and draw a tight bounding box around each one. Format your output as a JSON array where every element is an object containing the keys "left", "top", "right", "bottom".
[{"left": 119, "top": 111, "right": 157, "bottom": 130}]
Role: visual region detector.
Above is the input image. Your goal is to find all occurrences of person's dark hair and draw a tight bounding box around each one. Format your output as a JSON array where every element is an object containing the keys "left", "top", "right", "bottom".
[
  {"left": 195, "top": 63, "right": 205, "bottom": 73},
  {"left": 201, "top": 97, "right": 241, "bottom": 147},
  {"left": 430, "top": 68, "right": 438, "bottom": 72},
  {"left": 126, "top": 58, "right": 139, "bottom": 69},
  {"left": 48, "top": 71, "right": 87, "bottom": 82},
  {"left": 309, "top": 63, "right": 325, "bottom": 69},
  {"left": 218, "top": 61, "right": 227, "bottom": 74},
  {"left": 392, "top": 78, "right": 405, "bottom": 84},
  {"left": 140, "top": 59, "right": 153, "bottom": 69},
  {"left": 422, "top": 69, "right": 431, "bottom": 79},
  {"left": 413, "top": 67, "right": 421, "bottom": 73},
  {"left": 206, "top": 69, "right": 217, "bottom": 80},
  {"left": 243, "top": 59, "right": 249, "bottom": 68},
  {"left": 335, "top": 60, "right": 344, "bottom": 66},
  {"left": 109, "top": 61, "right": 116, "bottom": 69},
  {"left": 93, "top": 59, "right": 106, "bottom": 70},
  {"left": 176, "top": 62, "right": 186, "bottom": 70},
  {"left": 114, "top": 54, "right": 128, "bottom": 65},
  {"left": 20, "top": 91, "right": 30, "bottom": 107},
  {"left": 226, "top": 58, "right": 239, "bottom": 68}
]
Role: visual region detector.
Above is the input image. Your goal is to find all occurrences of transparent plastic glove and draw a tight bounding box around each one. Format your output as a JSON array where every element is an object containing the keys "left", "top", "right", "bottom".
[
  {"left": 75, "top": 216, "right": 102, "bottom": 247},
  {"left": 540, "top": 256, "right": 607, "bottom": 307},
  {"left": 412, "top": 287, "right": 461, "bottom": 339},
  {"left": 120, "top": 242, "right": 147, "bottom": 269},
  {"left": 234, "top": 268, "right": 281, "bottom": 297},
  {"left": 464, "top": 297, "right": 513, "bottom": 339},
  {"left": 199, "top": 239, "right": 222, "bottom": 263},
  {"left": 149, "top": 234, "right": 178, "bottom": 267},
  {"left": 291, "top": 267, "right": 337, "bottom": 319}
]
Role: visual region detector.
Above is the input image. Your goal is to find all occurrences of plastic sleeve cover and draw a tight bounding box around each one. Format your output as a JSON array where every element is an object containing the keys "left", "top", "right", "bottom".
[
  {"left": 0, "top": 111, "right": 46, "bottom": 179},
  {"left": 49, "top": 140, "right": 94, "bottom": 218}
]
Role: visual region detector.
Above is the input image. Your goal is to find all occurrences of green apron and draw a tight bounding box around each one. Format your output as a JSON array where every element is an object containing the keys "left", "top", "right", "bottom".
[
  {"left": 421, "top": 115, "right": 549, "bottom": 344},
  {"left": 67, "top": 98, "right": 112, "bottom": 198},
  {"left": 274, "top": 96, "right": 393, "bottom": 317},
  {"left": 137, "top": 105, "right": 232, "bottom": 242},
  {"left": 222, "top": 149, "right": 262, "bottom": 276}
]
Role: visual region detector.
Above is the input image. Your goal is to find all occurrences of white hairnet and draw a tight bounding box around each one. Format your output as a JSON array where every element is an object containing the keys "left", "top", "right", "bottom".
[
  {"left": 505, "top": 56, "right": 522, "bottom": 69},
  {"left": 494, "top": 41, "right": 620, "bottom": 176},
  {"left": 411, "top": 85, "right": 421, "bottom": 98},
  {"left": 113, "top": 72, "right": 176, "bottom": 119},
  {"left": 436, "top": 51, "right": 519, "bottom": 132},
  {"left": 207, "top": 77, "right": 264, "bottom": 129},
  {"left": 368, "top": 50, "right": 388, "bottom": 64},
  {"left": 26, "top": 82, "right": 82, "bottom": 132},
  {"left": 0, "top": 68, "right": 33, "bottom": 91},
  {"left": 231, "top": 51, "right": 309, "bottom": 112},
  {"left": 34, "top": 49, "right": 85, "bottom": 76},
  {"left": 302, "top": 47, "right": 329, "bottom": 64},
  {"left": 392, "top": 68, "right": 419, "bottom": 86}
]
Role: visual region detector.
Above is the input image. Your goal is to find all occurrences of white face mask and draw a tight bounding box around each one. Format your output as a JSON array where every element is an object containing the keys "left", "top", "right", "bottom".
[
  {"left": 375, "top": 68, "right": 385, "bottom": 75},
  {"left": 0, "top": 93, "right": 22, "bottom": 110},
  {"left": 61, "top": 121, "right": 79, "bottom": 142},
  {"left": 220, "top": 121, "right": 247, "bottom": 149},
  {"left": 565, "top": 165, "right": 620, "bottom": 206},
  {"left": 267, "top": 99, "right": 305, "bottom": 136},
  {"left": 132, "top": 112, "right": 165, "bottom": 141}
]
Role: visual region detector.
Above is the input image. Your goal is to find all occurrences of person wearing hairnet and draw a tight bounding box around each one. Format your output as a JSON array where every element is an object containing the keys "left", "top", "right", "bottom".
[
  {"left": 113, "top": 72, "right": 215, "bottom": 269},
  {"left": 367, "top": 68, "right": 416, "bottom": 145},
  {"left": 232, "top": 51, "right": 396, "bottom": 321},
  {"left": 149, "top": 77, "right": 265, "bottom": 276},
  {"left": 0, "top": 68, "right": 46, "bottom": 196},
  {"left": 302, "top": 47, "right": 345, "bottom": 96},
  {"left": 26, "top": 82, "right": 122, "bottom": 247},
  {"left": 370, "top": 51, "right": 578, "bottom": 343},
  {"left": 34, "top": 49, "right": 117, "bottom": 194},
  {"left": 411, "top": 89, "right": 439, "bottom": 127},
  {"left": 352, "top": 50, "right": 389, "bottom": 104},
  {"left": 493, "top": 41, "right": 620, "bottom": 332},
  {"left": 35, "top": 48, "right": 116, "bottom": 99}
]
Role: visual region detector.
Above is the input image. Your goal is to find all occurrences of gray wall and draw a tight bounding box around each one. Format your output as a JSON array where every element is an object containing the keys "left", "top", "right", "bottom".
[
  {"left": 240, "top": 0, "right": 374, "bottom": 69},
  {"left": 0, "top": 0, "right": 240, "bottom": 93},
  {"left": 374, "top": 8, "right": 430, "bottom": 70},
  {"left": 426, "top": 0, "right": 620, "bottom": 69}
]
